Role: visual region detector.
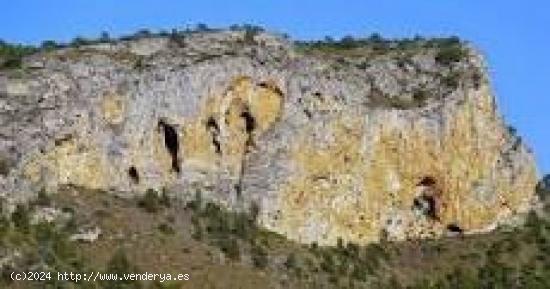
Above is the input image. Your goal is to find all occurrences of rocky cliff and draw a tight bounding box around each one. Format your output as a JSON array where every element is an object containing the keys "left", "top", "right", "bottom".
[{"left": 0, "top": 30, "right": 538, "bottom": 245}]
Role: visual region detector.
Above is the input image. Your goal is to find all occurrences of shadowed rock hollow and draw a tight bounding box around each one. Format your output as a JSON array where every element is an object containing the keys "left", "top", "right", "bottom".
[{"left": 0, "top": 30, "right": 538, "bottom": 245}]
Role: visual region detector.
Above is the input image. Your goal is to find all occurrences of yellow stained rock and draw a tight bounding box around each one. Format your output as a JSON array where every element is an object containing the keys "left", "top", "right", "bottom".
[{"left": 268, "top": 89, "right": 537, "bottom": 245}]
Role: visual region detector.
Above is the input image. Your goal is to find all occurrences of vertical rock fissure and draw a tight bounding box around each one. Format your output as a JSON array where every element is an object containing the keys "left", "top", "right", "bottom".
[
  {"left": 206, "top": 116, "right": 221, "bottom": 154},
  {"left": 240, "top": 108, "right": 256, "bottom": 150},
  {"left": 158, "top": 120, "right": 180, "bottom": 173},
  {"left": 235, "top": 107, "right": 257, "bottom": 198}
]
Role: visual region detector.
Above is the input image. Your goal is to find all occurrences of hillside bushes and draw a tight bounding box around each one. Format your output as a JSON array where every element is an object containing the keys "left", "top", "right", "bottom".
[
  {"left": 536, "top": 174, "right": 550, "bottom": 202},
  {"left": 0, "top": 41, "right": 37, "bottom": 69},
  {"left": 435, "top": 42, "right": 467, "bottom": 65}
]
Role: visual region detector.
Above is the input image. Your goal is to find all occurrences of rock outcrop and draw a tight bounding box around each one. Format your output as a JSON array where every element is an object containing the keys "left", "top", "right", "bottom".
[{"left": 0, "top": 30, "right": 538, "bottom": 245}]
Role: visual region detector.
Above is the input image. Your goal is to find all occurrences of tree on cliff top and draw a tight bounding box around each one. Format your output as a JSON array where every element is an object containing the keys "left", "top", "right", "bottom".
[{"left": 536, "top": 174, "right": 550, "bottom": 203}]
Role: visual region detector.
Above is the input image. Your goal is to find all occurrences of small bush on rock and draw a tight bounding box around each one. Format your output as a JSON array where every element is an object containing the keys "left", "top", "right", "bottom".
[{"left": 435, "top": 43, "right": 467, "bottom": 65}]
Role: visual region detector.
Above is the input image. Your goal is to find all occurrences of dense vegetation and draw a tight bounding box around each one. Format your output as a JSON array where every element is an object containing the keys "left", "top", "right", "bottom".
[
  {"left": 295, "top": 33, "right": 467, "bottom": 64},
  {"left": 0, "top": 41, "right": 37, "bottom": 69},
  {"left": 0, "top": 24, "right": 264, "bottom": 71},
  {"left": 1, "top": 25, "right": 468, "bottom": 71},
  {"left": 296, "top": 33, "right": 459, "bottom": 50},
  {"left": 536, "top": 174, "right": 550, "bottom": 202},
  {"left": 0, "top": 201, "right": 94, "bottom": 288}
]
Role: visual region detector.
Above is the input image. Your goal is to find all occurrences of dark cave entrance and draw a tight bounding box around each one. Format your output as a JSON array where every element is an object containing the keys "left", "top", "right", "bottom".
[
  {"left": 233, "top": 106, "right": 258, "bottom": 198},
  {"left": 206, "top": 116, "right": 221, "bottom": 154},
  {"left": 413, "top": 194, "right": 438, "bottom": 220},
  {"left": 158, "top": 120, "right": 180, "bottom": 173},
  {"left": 240, "top": 109, "right": 256, "bottom": 134},
  {"left": 418, "top": 176, "right": 437, "bottom": 187},
  {"left": 412, "top": 176, "right": 441, "bottom": 221},
  {"left": 128, "top": 166, "right": 140, "bottom": 184},
  {"left": 240, "top": 108, "right": 256, "bottom": 150},
  {"left": 446, "top": 223, "right": 463, "bottom": 234}
]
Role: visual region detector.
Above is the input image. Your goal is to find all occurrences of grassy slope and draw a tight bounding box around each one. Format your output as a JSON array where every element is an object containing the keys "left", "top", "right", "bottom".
[{"left": 1, "top": 185, "right": 549, "bottom": 289}]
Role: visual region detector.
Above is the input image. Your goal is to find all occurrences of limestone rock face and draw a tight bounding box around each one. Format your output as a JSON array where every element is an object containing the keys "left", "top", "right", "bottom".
[{"left": 0, "top": 31, "right": 538, "bottom": 245}]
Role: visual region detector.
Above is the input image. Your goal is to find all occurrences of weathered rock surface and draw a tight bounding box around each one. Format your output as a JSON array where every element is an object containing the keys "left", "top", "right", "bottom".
[{"left": 0, "top": 30, "right": 538, "bottom": 245}]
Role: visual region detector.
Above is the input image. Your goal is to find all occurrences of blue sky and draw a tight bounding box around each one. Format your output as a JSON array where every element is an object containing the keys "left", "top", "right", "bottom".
[{"left": 1, "top": 1, "right": 549, "bottom": 174}]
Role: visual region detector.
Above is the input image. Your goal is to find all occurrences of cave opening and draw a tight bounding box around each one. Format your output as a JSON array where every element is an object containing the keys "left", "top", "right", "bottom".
[
  {"left": 128, "top": 166, "right": 140, "bottom": 184},
  {"left": 240, "top": 108, "right": 256, "bottom": 150},
  {"left": 206, "top": 116, "right": 221, "bottom": 154},
  {"left": 418, "top": 176, "right": 437, "bottom": 187},
  {"left": 240, "top": 109, "right": 256, "bottom": 134},
  {"left": 206, "top": 116, "right": 219, "bottom": 131},
  {"left": 412, "top": 194, "right": 439, "bottom": 220},
  {"left": 447, "top": 223, "right": 463, "bottom": 234},
  {"left": 412, "top": 175, "right": 442, "bottom": 220},
  {"left": 158, "top": 120, "right": 180, "bottom": 173}
]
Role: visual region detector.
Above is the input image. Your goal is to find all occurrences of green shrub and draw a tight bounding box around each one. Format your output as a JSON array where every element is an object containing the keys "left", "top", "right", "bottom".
[
  {"left": 0, "top": 155, "right": 12, "bottom": 176},
  {"left": 320, "top": 251, "right": 335, "bottom": 273},
  {"left": 340, "top": 36, "right": 359, "bottom": 49},
  {"left": 11, "top": 204, "right": 30, "bottom": 233},
  {"left": 251, "top": 243, "right": 268, "bottom": 268},
  {"left": 536, "top": 175, "right": 550, "bottom": 202},
  {"left": 135, "top": 29, "right": 151, "bottom": 38},
  {"left": 104, "top": 248, "right": 141, "bottom": 289},
  {"left": 99, "top": 31, "right": 111, "bottom": 43},
  {"left": 35, "top": 188, "right": 51, "bottom": 207},
  {"left": 217, "top": 237, "right": 240, "bottom": 261},
  {"left": 70, "top": 36, "right": 91, "bottom": 47},
  {"left": 0, "top": 40, "right": 37, "bottom": 69},
  {"left": 1, "top": 57, "right": 21, "bottom": 69},
  {"left": 202, "top": 202, "right": 230, "bottom": 236},
  {"left": 472, "top": 71, "right": 483, "bottom": 89},
  {"left": 442, "top": 70, "right": 461, "bottom": 89},
  {"left": 138, "top": 189, "right": 166, "bottom": 213},
  {"left": 158, "top": 223, "right": 175, "bottom": 235},
  {"left": 296, "top": 34, "right": 464, "bottom": 59},
  {"left": 196, "top": 23, "right": 210, "bottom": 32},
  {"left": 0, "top": 216, "right": 9, "bottom": 242},
  {"left": 284, "top": 253, "right": 297, "bottom": 270},
  {"left": 191, "top": 215, "right": 203, "bottom": 241},
  {"left": 34, "top": 222, "right": 79, "bottom": 266},
  {"left": 40, "top": 40, "right": 60, "bottom": 51},
  {"left": 435, "top": 43, "right": 467, "bottom": 65},
  {"left": 242, "top": 24, "right": 263, "bottom": 44},
  {"left": 186, "top": 190, "right": 203, "bottom": 212},
  {"left": 351, "top": 262, "right": 368, "bottom": 282},
  {"left": 412, "top": 89, "right": 430, "bottom": 106}
]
